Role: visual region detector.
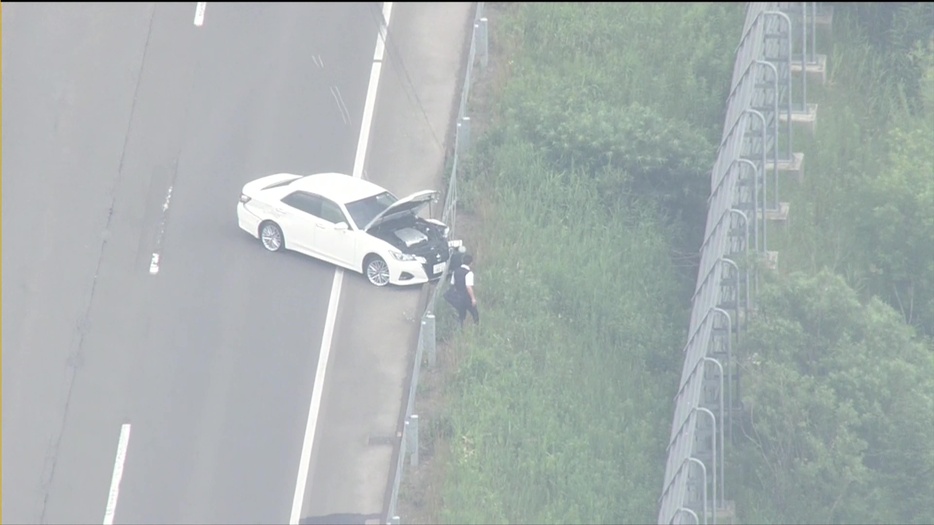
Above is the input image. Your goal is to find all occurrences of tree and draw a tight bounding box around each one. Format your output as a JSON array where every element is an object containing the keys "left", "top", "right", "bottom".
[
  {"left": 733, "top": 270, "right": 934, "bottom": 524},
  {"left": 855, "top": 116, "right": 934, "bottom": 335},
  {"left": 843, "top": 2, "right": 934, "bottom": 112}
]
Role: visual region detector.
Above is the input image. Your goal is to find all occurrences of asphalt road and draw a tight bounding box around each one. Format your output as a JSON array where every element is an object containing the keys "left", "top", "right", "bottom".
[{"left": 2, "top": 3, "right": 385, "bottom": 523}]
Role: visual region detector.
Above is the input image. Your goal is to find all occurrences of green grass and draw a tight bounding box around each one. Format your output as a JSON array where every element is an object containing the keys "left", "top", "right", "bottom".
[
  {"left": 424, "top": 3, "right": 746, "bottom": 524},
  {"left": 441, "top": 147, "right": 684, "bottom": 524}
]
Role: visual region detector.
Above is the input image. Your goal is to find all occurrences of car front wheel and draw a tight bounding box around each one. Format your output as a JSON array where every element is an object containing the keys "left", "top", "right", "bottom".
[
  {"left": 364, "top": 255, "right": 390, "bottom": 287},
  {"left": 259, "top": 221, "right": 284, "bottom": 252}
]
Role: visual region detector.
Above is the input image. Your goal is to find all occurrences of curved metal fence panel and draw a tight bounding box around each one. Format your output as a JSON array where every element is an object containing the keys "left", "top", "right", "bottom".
[{"left": 658, "top": 3, "right": 819, "bottom": 524}]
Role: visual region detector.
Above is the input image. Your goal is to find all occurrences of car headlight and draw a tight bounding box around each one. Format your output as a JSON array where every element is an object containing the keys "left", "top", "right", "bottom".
[
  {"left": 240, "top": 193, "right": 251, "bottom": 204},
  {"left": 390, "top": 250, "right": 417, "bottom": 262}
]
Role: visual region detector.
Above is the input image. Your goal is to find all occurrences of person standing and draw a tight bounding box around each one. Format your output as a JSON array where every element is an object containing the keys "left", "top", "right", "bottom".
[
  {"left": 451, "top": 253, "right": 479, "bottom": 327},
  {"left": 449, "top": 245, "right": 466, "bottom": 285}
]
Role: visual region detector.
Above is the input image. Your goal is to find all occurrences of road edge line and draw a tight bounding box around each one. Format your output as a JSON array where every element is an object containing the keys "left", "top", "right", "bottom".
[{"left": 288, "top": 3, "right": 394, "bottom": 524}]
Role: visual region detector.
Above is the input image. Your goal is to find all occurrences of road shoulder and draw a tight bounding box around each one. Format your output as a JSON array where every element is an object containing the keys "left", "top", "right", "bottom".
[{"left": 299, "top": 2, "right": 474, "bottom": 520}]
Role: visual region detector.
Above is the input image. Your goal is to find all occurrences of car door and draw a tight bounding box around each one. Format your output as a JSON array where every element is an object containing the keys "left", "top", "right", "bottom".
[
  {"left": 309, "top": 196, "right": 357, "bottom": 268},
  {"left": 278, "top": 191, "right": 321, "bottom": 254}
]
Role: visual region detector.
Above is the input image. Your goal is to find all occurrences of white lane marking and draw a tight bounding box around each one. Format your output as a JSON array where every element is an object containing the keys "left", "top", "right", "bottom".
[
  {"left": 288, "top": 4, "right": 393, "bottom": 525},
  {"left": 149, "top": 185, "right": 173, "bottom": 275},
  {"left": 161, "top": 185, "right": 173, "bottom": 212},
  {"left": 194, "top": 2, "right": 206, "bottom": 27},
  {"left": 102, "top": 424, "right": 132, "bottom": 525},
  {"left": 330, "top": 86, "right": 352, "bottom": 125},
  {"left": 351, "top": 2, "right": 393, "bottom": 180},
  {"left": 312, "top": 54, "right": 324, "bottom": 68},
  {"left": 148, "top": 253, "right": 161, "bottom": 275},
  {"left": 373, "top": 2, "right": 391, "bottom": 63}
]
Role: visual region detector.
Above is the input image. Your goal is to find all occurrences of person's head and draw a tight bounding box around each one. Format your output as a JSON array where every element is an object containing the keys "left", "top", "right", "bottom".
[{"left": 462, "top": 253, "right": 473, "bottom": 265}]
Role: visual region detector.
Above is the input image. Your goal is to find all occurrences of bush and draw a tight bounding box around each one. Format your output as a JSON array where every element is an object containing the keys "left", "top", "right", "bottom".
[{"left": 732, "top": 270, "right": 934, "bottom": 524}]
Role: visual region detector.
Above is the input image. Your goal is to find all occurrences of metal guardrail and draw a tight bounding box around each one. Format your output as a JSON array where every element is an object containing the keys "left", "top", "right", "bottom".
[
  {"left": 658, "top": 3, "right": 824, "bottom": 524},
  {"left": 384, "top": 4, "right": 488, "bottom": 523}
]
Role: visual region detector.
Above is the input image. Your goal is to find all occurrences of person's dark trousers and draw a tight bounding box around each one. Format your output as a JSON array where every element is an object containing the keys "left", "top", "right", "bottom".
[{"left": 457, "top": 296, "right": 479, "bottom": 327}]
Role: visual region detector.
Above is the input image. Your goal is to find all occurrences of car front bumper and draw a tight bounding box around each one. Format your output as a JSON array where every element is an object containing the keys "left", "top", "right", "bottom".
[{"left": 388, "top": 257, "right": 447, "bottom": 286}]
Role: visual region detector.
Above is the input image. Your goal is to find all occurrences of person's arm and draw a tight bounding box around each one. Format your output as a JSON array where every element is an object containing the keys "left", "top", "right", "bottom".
[{"left": 466, "top": 271, "right": 476, "bottom": 305}]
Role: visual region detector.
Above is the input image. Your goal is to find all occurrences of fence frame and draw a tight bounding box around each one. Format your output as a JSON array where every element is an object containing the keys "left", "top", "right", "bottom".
[{"left": 658, "top": 3, "right": 820, "bottom": 524}]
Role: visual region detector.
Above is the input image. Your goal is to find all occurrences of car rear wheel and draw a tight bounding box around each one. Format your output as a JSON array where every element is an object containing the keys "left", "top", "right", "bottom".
[
  {"left": 364, "top": 255, "right": 390, "bottom": 287},
  {"left": 259, "top": 221, "right": 284, "bottom": 252}
]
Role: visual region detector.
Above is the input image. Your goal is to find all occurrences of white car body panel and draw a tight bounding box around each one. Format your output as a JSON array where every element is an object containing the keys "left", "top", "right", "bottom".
[
  {"left": 363, "top": 189, "right": 438, "bottom": 231},
  {"left": 236, "top": 172, "right": 448, "bottom": 286}
]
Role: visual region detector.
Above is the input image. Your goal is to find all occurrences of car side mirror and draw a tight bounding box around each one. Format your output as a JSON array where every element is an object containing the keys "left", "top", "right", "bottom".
[{"left": 334, "top": 221, "right": 349, "bottom": 231}]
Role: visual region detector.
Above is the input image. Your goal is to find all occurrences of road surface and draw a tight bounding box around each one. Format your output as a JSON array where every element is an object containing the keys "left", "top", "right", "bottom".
[{"left": 3, "top": 3, "right": 383, "bottom": 523}]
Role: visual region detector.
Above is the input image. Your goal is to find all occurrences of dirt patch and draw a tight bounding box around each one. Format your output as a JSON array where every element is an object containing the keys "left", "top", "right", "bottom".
[{"left": 395, "top": 4, "right": 516, "bottom": 522}]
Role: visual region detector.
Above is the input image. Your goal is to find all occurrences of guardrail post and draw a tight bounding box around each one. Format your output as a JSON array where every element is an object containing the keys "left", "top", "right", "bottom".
[
  {"left": 409, "top": 414, "right": 420, "bottom": 467},
  {"left": 425, "top": 314, "right": 437, "bottom": 367},
  {"left": 676, "top": 507, "right": 700, "bottom": 525},
  {"left": 711, "top": 308, "right": 733, "bottom": 447},
  {"left": 457, "top": 116, "right": 471, "bottom": 154},
  {"left": 755, "top": 60, "right": 780, "bottom": 211},
  {"left": 702, "top": 357, "right": 726, "bottom": 511},
  {"left": 477, "top": 18, "right": 489, "bottom": 69},
  {"left": 693, "top": 407, "right": 717, "bottom": 524},
  {"left": 686, "top": 457, "right": 709, "bottom": 525},
  {"left": 744, "top": 109, "right": 768, "bottom": 253},
  {"left": 764, "top": 10, "right": 793, "bottom": 160},
  {"left": 811, "top": 1, "right": 816, "bottom": 65}
]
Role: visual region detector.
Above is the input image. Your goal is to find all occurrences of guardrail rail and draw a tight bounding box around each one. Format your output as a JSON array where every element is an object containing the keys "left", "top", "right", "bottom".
[{"left": 383, "top": 4, "right": 489, "bottom": 524}]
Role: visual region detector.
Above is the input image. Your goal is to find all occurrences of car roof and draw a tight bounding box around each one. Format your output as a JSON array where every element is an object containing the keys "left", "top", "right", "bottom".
[{"left": 287, "top": 172, "right": 389, "bottom": 204}]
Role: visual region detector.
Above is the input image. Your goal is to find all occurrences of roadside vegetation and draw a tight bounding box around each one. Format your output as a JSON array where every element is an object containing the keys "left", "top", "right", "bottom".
[
  {"left": 398, "top": 3, "right": 744, "bottom": 523},
  {"left": 730, "top": 3, "right": 934, "bottom": 523},
  {"left": 400, "top": 3, "right": 933, "bottom": 524}
]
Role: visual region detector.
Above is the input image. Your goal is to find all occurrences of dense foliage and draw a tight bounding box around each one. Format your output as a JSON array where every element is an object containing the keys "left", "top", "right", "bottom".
[
  {"left": 732, "top": 3, "right": 934, "bottom": 523},
  {"left": 775, "top": 3, "right": 934, "bottom": 336},
  {"left": 731, "top": 271, "right": 934, "bottom": 524}
]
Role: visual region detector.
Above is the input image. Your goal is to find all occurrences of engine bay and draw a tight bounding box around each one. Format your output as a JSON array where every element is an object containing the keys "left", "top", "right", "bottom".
[
  {"left": 370, "top": 217, "right": 448, "bottom": 255},
  {"left": 394, "top": 227, "right": 428, "bottom": 248}
]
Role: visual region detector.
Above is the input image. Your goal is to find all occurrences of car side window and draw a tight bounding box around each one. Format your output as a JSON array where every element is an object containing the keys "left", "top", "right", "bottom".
[
  {"left": 282, "top": 192, "right": 321, "bottom": 217},
  {"left": 319, "top": 199, "right": 348, "bottom": 225}
]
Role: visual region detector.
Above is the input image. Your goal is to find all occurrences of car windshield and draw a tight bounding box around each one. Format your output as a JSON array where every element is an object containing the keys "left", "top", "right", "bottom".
[{"left": 345, "top": 191, "right": 398, "bottom": 229}]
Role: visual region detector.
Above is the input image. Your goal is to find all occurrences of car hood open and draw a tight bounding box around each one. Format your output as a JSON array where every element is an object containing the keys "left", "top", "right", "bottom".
[{"left": 364, "top": 189, "right": 438, "bottom": 231}]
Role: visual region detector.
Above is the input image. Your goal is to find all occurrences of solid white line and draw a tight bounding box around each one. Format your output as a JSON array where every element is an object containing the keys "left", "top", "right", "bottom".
[
  {"left": 351, "top": 3, "right": 393, "bottom": 179},
  {"left": 373, "top": 2, "right": 392, "bottom": 63},
  {"left": 102, "top": 423, "right": 132, "bottom": 525},
  {"left": 148, "top": 253, "right": 160, "bottom": 275},
  {"left": 288, "top": 4, "right": 393, "bottom": 525},
  {"left": 194, "top": 2, "right": 206, "bottom": 27}
]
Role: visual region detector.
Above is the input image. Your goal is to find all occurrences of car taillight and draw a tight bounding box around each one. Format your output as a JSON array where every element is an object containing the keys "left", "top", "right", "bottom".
[{"left": 240, "top": 194, "right": 251, "bottom": 204}]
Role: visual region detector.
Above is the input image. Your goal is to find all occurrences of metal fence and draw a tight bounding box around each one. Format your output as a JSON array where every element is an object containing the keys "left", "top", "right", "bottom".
[
  {"left": 658, "top": 3, "right": 826, "bottom": 524},
  {"left": 383, "top": 4, "right": 488, "bottom": 523}
]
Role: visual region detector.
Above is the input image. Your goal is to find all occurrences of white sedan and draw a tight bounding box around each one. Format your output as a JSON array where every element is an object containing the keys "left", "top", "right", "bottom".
[{"left": 237, "top": 172, "right": 455, "bottom": 286}]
